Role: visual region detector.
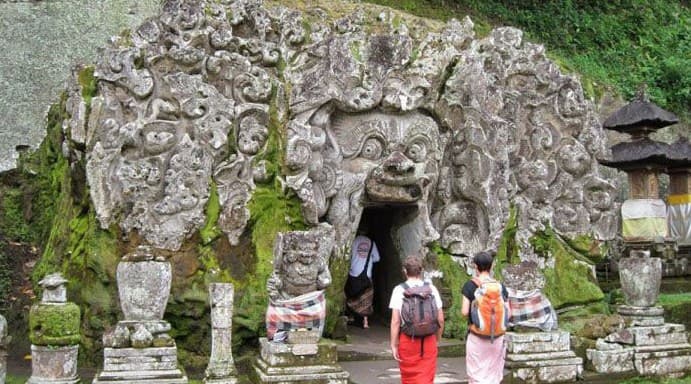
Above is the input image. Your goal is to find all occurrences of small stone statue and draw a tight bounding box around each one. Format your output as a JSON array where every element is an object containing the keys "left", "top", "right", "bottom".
[
  {"left": 265, "top": 224, "right": 334, "bottom": 342},
  {"left": 28, "top": 273, "right": 80, "bottom": 384}
]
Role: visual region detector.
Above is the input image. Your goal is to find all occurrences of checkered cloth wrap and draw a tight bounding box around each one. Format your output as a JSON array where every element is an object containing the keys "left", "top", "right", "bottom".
[
  {"left": 507, "top": 288, "right": 558, "bottom": 331},
  {"left": 266, "top": 290, "right": 326, "bottom": 340}
]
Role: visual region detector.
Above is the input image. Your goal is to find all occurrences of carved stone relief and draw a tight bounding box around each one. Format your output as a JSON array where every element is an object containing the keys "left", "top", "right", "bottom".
[{"left": 62, "top": 0, "right": 615, "bottom": 264}]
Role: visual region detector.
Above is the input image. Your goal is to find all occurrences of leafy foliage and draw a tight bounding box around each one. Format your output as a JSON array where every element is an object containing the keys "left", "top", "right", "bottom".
[{"left": 364, "top": 0, "right": 690, "bottom": 121}]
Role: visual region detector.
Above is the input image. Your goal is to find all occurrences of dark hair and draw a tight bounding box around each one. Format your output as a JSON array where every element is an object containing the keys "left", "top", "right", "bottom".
[
  {"left": 403, "top": 255, "right": 423, "bottom": 277},
  {"left": 473, "top": 251, "right": 494, "bottom": 272}
]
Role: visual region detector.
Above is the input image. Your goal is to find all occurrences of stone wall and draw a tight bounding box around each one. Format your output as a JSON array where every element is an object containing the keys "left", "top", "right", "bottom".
[{"left": 0, "top": 0, "right": 161, "bottom": 172}]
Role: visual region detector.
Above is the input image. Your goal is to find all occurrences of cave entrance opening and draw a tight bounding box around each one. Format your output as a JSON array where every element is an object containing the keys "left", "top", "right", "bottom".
[{"left": 351, "top": 205, "right": 421, "bottom": 328}]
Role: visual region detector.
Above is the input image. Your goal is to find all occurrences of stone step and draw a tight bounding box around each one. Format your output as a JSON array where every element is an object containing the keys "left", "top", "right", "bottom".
[{"left": 94, "top": 369, "right": 186, "bottom": 381}]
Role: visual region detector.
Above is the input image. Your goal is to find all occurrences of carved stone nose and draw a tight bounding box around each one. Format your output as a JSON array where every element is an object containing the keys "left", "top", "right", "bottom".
[{"left": 384, "top": 151, "right": 414, "bottom": 174}]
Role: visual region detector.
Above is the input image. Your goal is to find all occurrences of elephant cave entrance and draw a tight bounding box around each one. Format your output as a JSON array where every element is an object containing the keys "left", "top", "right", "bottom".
[{"left": 351, "top": 205, "right": 420, "bottom": 327}]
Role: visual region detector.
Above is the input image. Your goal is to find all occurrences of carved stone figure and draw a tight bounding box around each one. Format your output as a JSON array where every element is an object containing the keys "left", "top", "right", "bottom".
[{"left": 265, "top": 224, "right": 333, "bottom": 341}]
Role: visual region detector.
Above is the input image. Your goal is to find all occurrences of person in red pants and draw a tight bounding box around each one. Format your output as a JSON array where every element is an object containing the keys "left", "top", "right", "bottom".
[{"left": 389, "top": 255, "right": 445, "bottom": 384}]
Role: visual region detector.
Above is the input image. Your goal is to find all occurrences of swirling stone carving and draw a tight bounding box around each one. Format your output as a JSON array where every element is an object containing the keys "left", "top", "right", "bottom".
[{"left": 65, "top": 0, "right": 615, "bottom": 262}]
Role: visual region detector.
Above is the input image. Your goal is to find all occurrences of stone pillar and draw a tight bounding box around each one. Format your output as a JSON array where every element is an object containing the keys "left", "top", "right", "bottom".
[
  {"left": 27, "top": 273, "right": 80, "bottom": 384},
  {"left": 205, "top": 283, "right": 238, "bottom": 384},
  {"left": 93, "top": 246, "right": 188, "bottom": 384},
  {"left": 0, "top": 314, "right": 7, "bottom": 384}
]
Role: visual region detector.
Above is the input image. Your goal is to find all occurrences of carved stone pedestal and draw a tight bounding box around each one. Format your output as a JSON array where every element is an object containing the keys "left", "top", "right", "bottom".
[
  {"left": 93, "top": 346, "right": 187, "bottom": 384},
  {"left": 27, "top": 345, "right": 79, "bottom": 384},
  {"left": 504, "top": 331, "right": 583, "bottom": 383},
  {"left": 587, "top": 305, "right": 691, "bottom": 377},
  {"left": 253, "top": 338, "right": 349, "bottom": 384}
]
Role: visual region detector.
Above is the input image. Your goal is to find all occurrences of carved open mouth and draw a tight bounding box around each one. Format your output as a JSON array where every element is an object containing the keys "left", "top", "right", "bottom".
[{"left": 365, "top": 178, "right": 424, "bottom": 203}]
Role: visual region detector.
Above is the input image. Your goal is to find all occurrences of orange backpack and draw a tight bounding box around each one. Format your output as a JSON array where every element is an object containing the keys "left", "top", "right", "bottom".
[{"left": 469, "top": 277, "right": 509, "bottom": 342}]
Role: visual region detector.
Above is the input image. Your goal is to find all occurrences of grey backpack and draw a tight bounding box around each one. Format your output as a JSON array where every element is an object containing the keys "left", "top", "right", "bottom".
[{"left": 400, "top": 282, "right": 439, "bottom": 338}]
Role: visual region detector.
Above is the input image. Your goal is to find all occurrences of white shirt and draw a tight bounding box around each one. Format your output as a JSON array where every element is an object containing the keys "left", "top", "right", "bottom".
[
  {"left": 388, "top": 278, "right": 443, "bottom": 311},
  {"left": 348, "top": 235, "right": 380, "bottom": 278}
]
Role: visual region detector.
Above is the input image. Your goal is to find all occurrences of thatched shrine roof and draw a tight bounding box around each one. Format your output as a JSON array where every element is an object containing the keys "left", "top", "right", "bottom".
[
  {"left": 603, "top": 100, "right": 679, "bottom": 135},
  {"left": 599, "top": 137, "right": 690, "bottom": 170}
]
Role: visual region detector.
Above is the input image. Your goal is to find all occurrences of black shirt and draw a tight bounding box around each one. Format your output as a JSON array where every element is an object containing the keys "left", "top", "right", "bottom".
[{"left": 462, "top": 278, "right": 509, "bottom": 324}]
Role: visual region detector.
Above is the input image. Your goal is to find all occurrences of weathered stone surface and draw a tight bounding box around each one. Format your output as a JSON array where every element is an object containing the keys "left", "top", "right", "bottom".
[
  {"left": 634, "top": 345, "right": 691, "bottom": 377},
  {"left": 267, "top": 224, "right": 334, "bottom": 302},
  {"left": 619, "top": 257, "right": 662, "bottom": 307},
  {"left": 0, "top": 0, "right": 161, "bottom": 172},
  {"left": 117, "top": 256, "right": 171, "bottom": 321},
  {"left": 586, "top": 347, "right": 635, "bottom": 373},
  {"left": 94, "top": 347, "right": 188, "bottom": 384},
  {"left": 505, "top": 331, "right": 571, "bottom": 354},
  {"left": 254, "top": 338, "right": 349, "bottom": 384},
  {"left": 628, "top": 324, "right": 689, "bottom": 346},
  {"left": 54, "top": 0, "right": 615, "bottom": 263},
  {"left": 205, "top": 283, "right": 238, "bottom": 384},
  {"left": 28, "top": 345, "right": 79, "bottom": 384},
  {"left": 38, "top": 273, "right": 69, "bottom": 303}
]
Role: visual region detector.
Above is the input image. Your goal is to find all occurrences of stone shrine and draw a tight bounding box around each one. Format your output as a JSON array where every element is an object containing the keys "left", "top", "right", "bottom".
[
  {"left": 254, "top": 224, "right": 349, "bottom": 384},
  {"left": 93, "top": 246, "right": 188, "bottom": 384},
  {"left": 28, "top": 274, "right": 80, "bottom": 384},
  {"left": 586, "top": 248, "right": 691, "bottom": 377},
  {"left": 205, "top": 283, "right": 239, "bottom": 384},
  {"left": 502, "top": 262, "right": 583, "bottom": 383}
]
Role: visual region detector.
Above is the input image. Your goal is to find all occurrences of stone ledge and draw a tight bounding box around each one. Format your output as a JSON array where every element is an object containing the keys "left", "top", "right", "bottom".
[{"left": 506, "top": 356, "right": 583, "bottom": 369}]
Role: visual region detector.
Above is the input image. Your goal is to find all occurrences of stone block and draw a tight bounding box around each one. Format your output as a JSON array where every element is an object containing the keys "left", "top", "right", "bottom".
[
  {"left": 28, "top": 345, "right": 79, "bottom": 384},
  {"left": 586, "top": 348, "right": 635, "bottom": 373},
  {"left": 634, "top": 345, "right": 691, "bottom": 376},
  {"left": 508, "top": 364, "right": 582, "bottom": 384},
  {"left": 505, "top": 332, "right": 571, "bottom": 354},
  {"left": 93, "top": 347, "right": 188, "bottom": 384},
  {"left": 254, "top": 338, "right": 349, "bottom": 384},
  {"left": 629, "top": 324, "right": 688, "bottom": 346},
  {"left": 259, "top": 338, "right": 339, "bottom": 367}
]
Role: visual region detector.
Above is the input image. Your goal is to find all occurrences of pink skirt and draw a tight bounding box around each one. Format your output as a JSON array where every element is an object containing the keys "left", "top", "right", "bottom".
[{"left": 466, "top": 332, "right": 506, "bottom": 384}]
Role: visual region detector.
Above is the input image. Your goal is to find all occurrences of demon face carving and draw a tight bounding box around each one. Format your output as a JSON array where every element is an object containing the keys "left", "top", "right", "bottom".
[{"left": 332, "top": 111, "right": 441, "bottom": 205}]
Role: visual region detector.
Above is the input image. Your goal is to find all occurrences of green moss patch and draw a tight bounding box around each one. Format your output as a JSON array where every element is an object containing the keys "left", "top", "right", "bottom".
[
  {"left": 30, "top": 302, "right": 81, "bottom": 346},
  {"left": 531, "top": 226, "right": 604, "bottom": 309},
  {"left": 429, "top": 242, "right": 469, "bottom": 339}
]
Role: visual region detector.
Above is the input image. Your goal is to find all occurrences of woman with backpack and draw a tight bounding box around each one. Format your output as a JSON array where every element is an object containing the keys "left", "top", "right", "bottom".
[
  {"left": 389, "top": 255, "right": 445, "bottom": 384},
  {"left": 345, "top": 232, "right": 380, "bottom": 328},
  {"left": 462, "top": 251, "right": 510, "bottom": 384}
]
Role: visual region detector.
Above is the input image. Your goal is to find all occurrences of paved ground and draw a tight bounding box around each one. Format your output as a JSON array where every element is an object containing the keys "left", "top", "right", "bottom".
[
  {"left": 337, "top": 323, "right": 468, "bottom": 383},
  {"left": 342, "top": 358, "right": 468, "bottom": 384}
]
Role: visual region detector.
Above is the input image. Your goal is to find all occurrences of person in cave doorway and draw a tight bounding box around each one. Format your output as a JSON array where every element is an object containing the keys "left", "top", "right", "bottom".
[{"left": 345, "top": 230, "right": 381, "bottom": 328}]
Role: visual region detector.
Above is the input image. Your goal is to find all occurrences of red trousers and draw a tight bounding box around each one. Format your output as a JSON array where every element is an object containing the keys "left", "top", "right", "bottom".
[{"left": 397, "top": 333, "right": 438, "bottom": 384}]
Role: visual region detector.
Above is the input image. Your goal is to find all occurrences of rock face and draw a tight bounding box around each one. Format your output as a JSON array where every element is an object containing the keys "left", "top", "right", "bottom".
[
  {"left": 0, "top": 0, "right": 161, "bottom": 172},
  {"left": 60, "top": 0, "right": 616, "bottom": 265}
]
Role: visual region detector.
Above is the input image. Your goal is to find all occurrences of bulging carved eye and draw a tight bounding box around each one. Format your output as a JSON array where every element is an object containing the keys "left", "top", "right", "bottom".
[
  {"left": 406, "top": 142, "right": 427, "bottom": 162},
  {"left": 360, "top": 137, "right": 384, "bottom": 160}
]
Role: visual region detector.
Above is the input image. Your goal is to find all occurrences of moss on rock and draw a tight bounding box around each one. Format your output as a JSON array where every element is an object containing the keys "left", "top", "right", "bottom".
[
  {"left": 531, "top": 226, "right": 605, "bottom": 309},
  {"left": 29, "top": 302, "right": 81, "bottom": 346},
  {"left": 429, "top": 242, "right": 469, "bottom": 339}
]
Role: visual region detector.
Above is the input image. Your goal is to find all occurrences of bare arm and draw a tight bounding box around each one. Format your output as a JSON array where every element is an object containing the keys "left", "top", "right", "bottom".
[
  {"left": 390, "top": 309, "right": 401, "bottom": 362},
  {"left": 436, "top": 308, "right": 445, "bottom": 341},
  {"left": 461, "top": 295, "right": 470, "bottom": 318}
]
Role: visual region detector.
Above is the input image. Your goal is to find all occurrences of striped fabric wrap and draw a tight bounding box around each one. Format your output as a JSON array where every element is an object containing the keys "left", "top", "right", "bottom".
[
  {"left": 506, "top": 288, "right": 558, "bottom": 331},
  {"left": 266, "top": 290, "right": 326, "bottom": 340}
]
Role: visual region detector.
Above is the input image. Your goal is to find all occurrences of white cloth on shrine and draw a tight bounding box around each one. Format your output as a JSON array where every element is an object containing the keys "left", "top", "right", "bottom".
[
  {"left": 668, "top": 196, "right": 691, "bottom": 245},
  {"left": 621, "top": 199, "right": 668, "bottom": 240}
]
